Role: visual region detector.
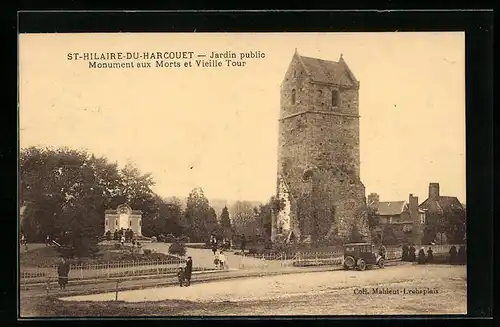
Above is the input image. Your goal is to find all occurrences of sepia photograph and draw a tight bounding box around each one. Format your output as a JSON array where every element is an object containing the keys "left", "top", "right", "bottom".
[{"left": 18, "top": 32, "right": 467, "bottom": 317}]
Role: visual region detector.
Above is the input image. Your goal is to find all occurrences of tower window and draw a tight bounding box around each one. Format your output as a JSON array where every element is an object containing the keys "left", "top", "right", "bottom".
[
  {"left": 291, "top": 89, "right": 296, "bottom": 104},
  {"left": 332, "top": 90, "right": 339, "bottom": 107}
]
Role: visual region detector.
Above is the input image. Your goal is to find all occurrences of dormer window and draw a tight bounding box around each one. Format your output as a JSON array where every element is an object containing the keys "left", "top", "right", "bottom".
[
  {"left": 291, "top": 89, "right": 296, "bottom": 105},
  {"left": 332, "top": 90, "right": 339, "bottom": 107}
]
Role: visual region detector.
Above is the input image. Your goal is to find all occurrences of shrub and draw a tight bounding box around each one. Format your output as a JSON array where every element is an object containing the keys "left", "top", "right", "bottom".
[
  {"left": 143, "top": 249, "right": 152, "bottom": 255},
  {"left": 165, "top": 233, "right": 177, "bottom": 243},
  {"left": 168, "top": 242, "right": 187, "bottom": 256},
  {"left": 157, "top": 234, "right": 166, "bottom": 242},
  {"left": 248, "top": 248, "right": 258, "bottom": 254},
  {"left": 114, "top": 243, "right": 121, "bottom": 250},
  {"left": 150, "top": 236, "right": 157, "bottom": 243},
  {"left": 105, "top": 231, "right": 112, "bottom": 241}
]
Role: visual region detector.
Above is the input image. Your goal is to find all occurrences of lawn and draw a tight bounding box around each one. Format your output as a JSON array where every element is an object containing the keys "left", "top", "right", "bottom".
[{"left": 20, "top": 243, "right": 180, "bottom": 268}]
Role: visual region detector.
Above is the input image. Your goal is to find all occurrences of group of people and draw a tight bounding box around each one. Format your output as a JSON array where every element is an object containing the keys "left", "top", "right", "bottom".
[
  {"left": 402, "top": 244, "right": 434, "bottom": 263},
  {"left": 402, "top": 244, "right": 467, "bottom": 265},
  {"left": 210, "top": 234, "right": 229, "bottom": 269},
  {"left": 177, "top": 256, "right": 193, "bottom": 287},
  {"left": 448, "top": 245, "right": 467, "bottom": 265}
]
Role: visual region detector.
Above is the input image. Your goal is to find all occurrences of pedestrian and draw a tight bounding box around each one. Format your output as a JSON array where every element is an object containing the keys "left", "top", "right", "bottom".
[
  {"left": 457, "top": 245, "right": 466, "bottom": 265},
  {"left": 177, "top": 261, "right": 187, "bottom": 287},
  {"left": 120, "top": 235, "right": 125, "bottom": 246},
  {"left": 218, "top": 251, "right": 227, "bottom": 269},
  {"left": 427, "top": 247, "right": 434, "bottom": 263},
  {"left": 402, "top": 244, "right": 409, "bottom": 261},
  {"left": 449, "top": 245, "right": 457, "bottom": 264},
  {"left": 409, "top": 245, "right": 416, "bottom": 262},
  {"left": 185, "top": 256, "right": 193, "bottom": 286},
  {"left": 211, "top": 242, "right": 218, "bottom": 256},
  {"left": 46, "top": 235, "right": 51, "bottom": 247},
  {"left": 417, "top": 247, "right": 426, "bottom": 264},
  {"left": 378, "top": 245, "right": 387, "bottom": 259},
  {"left": 213, "top": 251, "right": 220, "bottom": 269},
  {"left": 240, "top": 234, "right": 246, "bottom": 254},
  {"left": 57, "top": 258, "right": 70, "bottom": 290}
]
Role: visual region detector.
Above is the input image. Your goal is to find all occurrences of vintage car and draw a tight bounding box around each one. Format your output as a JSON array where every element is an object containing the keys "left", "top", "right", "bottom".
[{"left": 343, "top": 242, "right": 385, "bottom": 271}]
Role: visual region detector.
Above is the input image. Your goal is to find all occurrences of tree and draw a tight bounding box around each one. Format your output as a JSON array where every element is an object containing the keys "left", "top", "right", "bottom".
[
  {"left": 184, "top": 187, "right": 216, "bottom": 242},
  {"left": 19, "top": 146, "right": 160, "bottom": 256},
  {"left": 219, "top": 206, "right": 232, "bottom": 238},
  {"left": 366, "top": 205, "right": 379, "bottom": 230},
  {"left": 231, "top": 200, "right": 260, "bottom": 236}
]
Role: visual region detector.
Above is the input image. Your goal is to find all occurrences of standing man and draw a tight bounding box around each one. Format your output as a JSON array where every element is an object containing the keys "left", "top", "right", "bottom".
[
  {"left": 185, "top": 256, "right": 193, "bottom": 286},
  {"left": 57, "top": 258, "right": 70, "bottom": 290}
]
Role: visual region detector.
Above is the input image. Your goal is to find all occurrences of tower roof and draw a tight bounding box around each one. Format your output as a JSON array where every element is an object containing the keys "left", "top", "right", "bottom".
[{"left": 295, "top": 53, "right": 359, "bottom": 88}]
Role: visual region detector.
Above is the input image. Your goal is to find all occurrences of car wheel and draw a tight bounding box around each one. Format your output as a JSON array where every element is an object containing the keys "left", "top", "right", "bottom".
[
  {"left": 378, "top": 258, "right": 385, "bottom": 268},
  {"left": 344, "top": 256, "right": 355, "bottom": 270},
  {"left": 357, "top": 259, "right": 366, "bottom": 271}
]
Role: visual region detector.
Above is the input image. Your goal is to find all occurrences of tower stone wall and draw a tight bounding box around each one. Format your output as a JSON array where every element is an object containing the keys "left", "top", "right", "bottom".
[{"left": 274, "top": 51, "right": 370, "bottom": 243}]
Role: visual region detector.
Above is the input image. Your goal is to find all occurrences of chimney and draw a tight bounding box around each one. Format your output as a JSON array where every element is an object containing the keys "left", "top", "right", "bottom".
[
  {"left": 409, "top": 193, "right": 419, "bottom": 223},
  {"left": 367, "top": 193, "right": 380, "bottom": 209},
  {"left": 429, "top": 183, "right": 440, "bottom": 200}
]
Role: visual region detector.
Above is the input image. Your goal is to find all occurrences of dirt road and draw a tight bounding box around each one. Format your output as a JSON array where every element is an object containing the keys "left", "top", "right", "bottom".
[{"left": 58, "top": 264, "right": 466, "bottom": 315}]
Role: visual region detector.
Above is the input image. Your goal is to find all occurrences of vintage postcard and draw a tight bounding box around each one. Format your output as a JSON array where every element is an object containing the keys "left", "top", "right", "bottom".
[{"left": 19, "top": 32, "right": 466, "bottom": 317}]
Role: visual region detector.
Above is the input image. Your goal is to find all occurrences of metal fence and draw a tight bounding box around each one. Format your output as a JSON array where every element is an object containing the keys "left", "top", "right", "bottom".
[
  {"left": 236, "top": 244, "right": 463, "bottom": 269},
  {"left": 20, "top": 257, "right": 191, "bottom": 284},
  {"left": 21, "top": 244, "right": 463, "bottom": 284}
]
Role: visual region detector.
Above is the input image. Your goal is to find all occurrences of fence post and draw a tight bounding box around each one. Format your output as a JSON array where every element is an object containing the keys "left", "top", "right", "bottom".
[
  {"left": 115, "top": 280, "right": 120, "bottom": 301},
  {"left": 46, "top": 277, "right": 50, "bottom": 295},
  {"left": 80, "top": 264, "right": 83, "bottom": 280}
]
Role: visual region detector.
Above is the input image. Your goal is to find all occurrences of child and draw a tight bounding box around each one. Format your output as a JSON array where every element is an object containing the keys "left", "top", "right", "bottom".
[
  {"left": 218, "top": 251, "right": 227, "bottom": 269},
  {"left": 213, "top": 252, "right": 220, "bottom": 269},
  {"left": 177, "top": 262, "right": 187, "bottom": 287}
]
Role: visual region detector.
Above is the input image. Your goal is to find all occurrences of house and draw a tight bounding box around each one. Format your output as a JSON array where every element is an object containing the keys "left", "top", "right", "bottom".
[
  {"left": 368, "top": 193, "right": 426, "bottom": 245},
  {"left": 418, "top": 182, "right": 466, "bottom": 244}
]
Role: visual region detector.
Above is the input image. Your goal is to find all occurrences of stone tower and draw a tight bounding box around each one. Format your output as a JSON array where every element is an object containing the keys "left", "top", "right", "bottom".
[{"left": 273, "top": 50, "right": 370, "bottom": 243}]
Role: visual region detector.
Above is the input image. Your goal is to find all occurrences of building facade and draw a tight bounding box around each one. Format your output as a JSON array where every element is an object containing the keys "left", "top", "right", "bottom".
[
  {"left": 104, "top": 204, "right": 142, "bottom": 236},
  {"left": 419, "top": 182, "right": 466, "bottom": 244},
  {"left": 273, "top": 50, "right": 370, "bottom": 243},
  {"left": 369, "top": 193, "right": 425, "bottom": 245}
]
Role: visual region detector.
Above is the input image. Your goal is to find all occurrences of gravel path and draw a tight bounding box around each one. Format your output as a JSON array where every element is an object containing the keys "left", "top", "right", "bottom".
[{"left": 59, "top": 264, "right": 466, "bottom": 306}]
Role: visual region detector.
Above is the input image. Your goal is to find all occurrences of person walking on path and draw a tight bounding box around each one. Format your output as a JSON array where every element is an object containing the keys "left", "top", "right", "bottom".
[
  {"left": 184, "top": 256, "right": 193, "bottom": 286},
  {"left": 426, "top": 247, "right": 434, "bottom": 263},
  {"left": 457, "top": 245, "right": 466, "bottom": 264},
  {"left": 417, "top": 247, "right": 426, "bottom": 264},
  {"left": 218, "top": 251, "right": 228, "bottom": 269},
  {"left": 213, "top": 254, "right": 220, "bottom": 269},
  {"left": 57, "top": 258, "right": 70, "bottom": 290},
  {"left": 409, "top": 245, "right": 416, "bottom": 262},
  {"left": 449, "top": 245, "right": 458, "bottom": 264},
  {"left": 402, "top": 244, "right": 409, "bottom": 261},
  {"left": 177, "top": 261, "right": 187, "bottom": 287}
]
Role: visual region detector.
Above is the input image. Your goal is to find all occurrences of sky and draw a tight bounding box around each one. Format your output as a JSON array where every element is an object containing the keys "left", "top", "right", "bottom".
[{"left": 19, "top": 32, "right": 466, "bottom": 204}]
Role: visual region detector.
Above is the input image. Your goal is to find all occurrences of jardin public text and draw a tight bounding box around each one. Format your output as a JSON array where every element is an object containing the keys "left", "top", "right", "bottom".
[{"left": 66, "top": 51, "right": 266, "bottom": 69}]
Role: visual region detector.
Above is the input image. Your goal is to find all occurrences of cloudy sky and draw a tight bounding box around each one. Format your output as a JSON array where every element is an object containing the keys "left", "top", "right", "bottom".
[{"left": 19, "top": 32, "right": 465, "bottom": 203}]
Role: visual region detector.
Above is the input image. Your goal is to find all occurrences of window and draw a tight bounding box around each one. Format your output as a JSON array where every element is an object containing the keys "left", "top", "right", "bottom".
[
  {"left": 115, "top": 220, "right": 118, "bottom": 226},
  {"left": 419, "top": 213, "right": 426, "bottom": 224},
  {"left": 291, "top": 89, "right": 296, "bottom": 104},
  {"left": 129, "top": 220, "right": 132, "bottom": 227},
  {"left": 332, "top": 90, "right": 339, "bottom": 107},
  {"left": 105, "top": 220, "right": 108, "bottom": 226}
]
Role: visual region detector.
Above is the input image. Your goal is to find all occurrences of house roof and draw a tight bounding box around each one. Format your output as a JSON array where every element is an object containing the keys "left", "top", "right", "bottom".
[
  {"left": 419, "top": 196, "right": 464, "bottom": 213},
  {"left": 377, "top": 201, "right": 406, "bottom": 216},
  {"left": 296, "top": 54, "right": 358, "bottom": 88}
]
